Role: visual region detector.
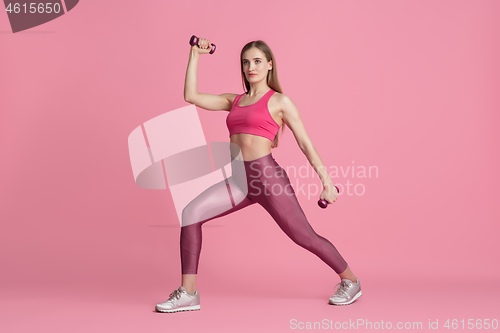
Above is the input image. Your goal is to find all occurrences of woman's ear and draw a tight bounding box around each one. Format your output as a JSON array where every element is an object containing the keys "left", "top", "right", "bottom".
[{"left": 268, "top": 60, "right": 273, "bottom": 70}]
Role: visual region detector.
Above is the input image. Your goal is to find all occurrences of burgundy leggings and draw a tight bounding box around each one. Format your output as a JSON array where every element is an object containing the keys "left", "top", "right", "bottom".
[{"left": 180, "top": 152, "right": 348, "bottom": 275}]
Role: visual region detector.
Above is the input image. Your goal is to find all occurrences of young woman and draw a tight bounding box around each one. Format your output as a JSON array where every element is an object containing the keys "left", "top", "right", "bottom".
[{"left": 155, "top": 38, "right": 362, "bottom": 313}]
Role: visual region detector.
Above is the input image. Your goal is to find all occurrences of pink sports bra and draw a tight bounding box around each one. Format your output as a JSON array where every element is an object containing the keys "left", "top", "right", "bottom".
[{"left": 226, "top": 89, "right": 280, "bottom": 142}]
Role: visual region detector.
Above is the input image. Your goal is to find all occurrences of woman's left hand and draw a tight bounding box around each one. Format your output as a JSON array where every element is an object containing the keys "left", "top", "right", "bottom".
[{"left": 320, "top": 183, "right": 339, "bottom": 204}]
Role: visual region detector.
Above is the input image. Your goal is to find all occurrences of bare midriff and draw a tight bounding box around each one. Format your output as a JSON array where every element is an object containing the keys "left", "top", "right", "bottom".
[{"left": 229, "top": 133, "right": 273, "bottom": 161}]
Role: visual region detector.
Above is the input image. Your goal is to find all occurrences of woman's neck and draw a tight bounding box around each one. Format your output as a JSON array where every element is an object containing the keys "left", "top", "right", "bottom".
[{"left": 247, "top": 82, "right": 271, "bottom": 96}]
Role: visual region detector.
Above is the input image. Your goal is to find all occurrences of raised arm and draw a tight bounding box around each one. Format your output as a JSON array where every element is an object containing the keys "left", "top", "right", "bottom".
[{"left": 184, "top": 41, "right": 237, "bottom": 112}]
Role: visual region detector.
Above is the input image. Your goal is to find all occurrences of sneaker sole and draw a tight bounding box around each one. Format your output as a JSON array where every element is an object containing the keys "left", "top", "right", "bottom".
[
  {"left": 155, "top": 305, "right": 200, "bottom": 313},
  {"left": 329, "top": 291, "right": 362, "bottom": 306}
]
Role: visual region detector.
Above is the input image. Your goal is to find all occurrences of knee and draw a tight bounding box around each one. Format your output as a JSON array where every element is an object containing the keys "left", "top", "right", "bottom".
[
  {"left": 283, "top": 214, "right": 316, "bottom": 250},
  {"left": 287, "top": 232, "right": 314, "bottom": 250},
  {"left": 181, "top": 203, "right": 201, "bottom": 227},
  {"left": 287, "top": 228, "right": 324, "bottom": 254}
]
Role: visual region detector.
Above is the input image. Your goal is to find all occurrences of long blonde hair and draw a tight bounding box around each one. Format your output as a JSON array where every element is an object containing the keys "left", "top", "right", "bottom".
[{"left": 240, "top": 40, "right": 285, "bottom": 148}]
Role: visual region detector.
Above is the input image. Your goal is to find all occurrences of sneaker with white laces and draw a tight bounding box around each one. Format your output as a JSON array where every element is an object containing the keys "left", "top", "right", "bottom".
[
  {"left": 155, "top": 286, "right": 200, "bottom": 313},
  {"left": 329, "top": 277, "right": 362, "bottom": 305}
]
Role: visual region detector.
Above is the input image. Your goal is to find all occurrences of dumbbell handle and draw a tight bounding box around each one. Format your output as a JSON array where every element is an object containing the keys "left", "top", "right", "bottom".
[
  {"left": 318, "top": 185, "right": 340, "bottom": 209},
  {"left": 189, "top": 35, "right": 216, "bottom": 54}
]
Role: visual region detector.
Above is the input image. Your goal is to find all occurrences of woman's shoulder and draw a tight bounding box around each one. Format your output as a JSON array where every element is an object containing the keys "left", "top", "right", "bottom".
[
  {"left": 270, "top": 91, "right": 299, "bottom": 118},
  {"left": 271, "top": 91, "right": 294, "bottom": 107}
]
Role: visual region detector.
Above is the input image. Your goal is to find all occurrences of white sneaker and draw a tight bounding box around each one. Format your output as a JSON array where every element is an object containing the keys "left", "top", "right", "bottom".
[
  {"left": 329, "top": 278, "right": 362, "bottom": 305},
  {"left": 155, "top": 286, "right": 200, "bottom": 313}
]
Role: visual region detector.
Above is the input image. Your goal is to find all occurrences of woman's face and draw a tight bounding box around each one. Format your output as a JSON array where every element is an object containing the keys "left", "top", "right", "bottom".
[{"left": 242, "top": 47, "right": 272, "bottom": 83}]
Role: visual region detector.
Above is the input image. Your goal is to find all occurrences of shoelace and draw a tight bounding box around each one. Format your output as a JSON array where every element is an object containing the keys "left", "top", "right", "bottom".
[
  {"left": 333, "top": 280, "right": 351, "bottom": 298},
  {"left": 168, "top": 289, "right": 183, "bottom": 301}
]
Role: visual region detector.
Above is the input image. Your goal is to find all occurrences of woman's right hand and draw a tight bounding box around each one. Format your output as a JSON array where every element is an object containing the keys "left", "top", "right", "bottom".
[{"left": 191, "top": 37, "right": 213, "bottom": 55}]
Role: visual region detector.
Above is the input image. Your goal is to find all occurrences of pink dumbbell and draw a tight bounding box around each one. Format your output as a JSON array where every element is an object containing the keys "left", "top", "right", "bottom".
[
  {"left": 189, "top": 35, "right": 216, "bottom": 54},
  {"left": 318, "top": 185, "right": 340, "bottom": 209}
]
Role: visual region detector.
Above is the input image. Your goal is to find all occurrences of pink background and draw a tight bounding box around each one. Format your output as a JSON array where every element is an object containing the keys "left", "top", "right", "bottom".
[{"left": 1, "top": 0, "right": 499, "bottom": 332}]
